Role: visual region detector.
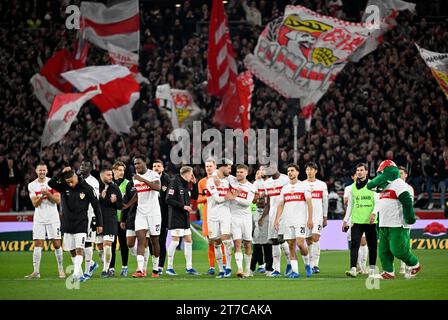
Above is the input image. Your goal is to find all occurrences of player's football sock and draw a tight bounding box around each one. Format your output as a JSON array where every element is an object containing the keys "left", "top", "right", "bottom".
[
  {"left": 74, "top": 255, "right": 84, "bottom": 277},
  {"left": 137, "top": 255, "right": 144, "bottom": 272},
  {"left": 33, "top": 247, "right": 42, "bottom": 274},
  {"left": 235, "top": 251, "right": 243, "bottom": 273},
  {"left": 103, "top": 245, "right": 112, "bottom": 272},
  {"left": 313, "top": 240, "right": 321, "bottom": 268},
  {"left": 291, "top": 259, "right": 299, "bottom": 274},
  {"left": 167, "top": 240, "right": 179, "bottom": 270},
  {"left": 272, "top": 245, "right": 281, "bottom": 272},
  {"left": 130, "top": 244, "right": 137, "bottom": 257},
  {"left": 308, "top": 243, "right": 314, "bottom": 268},
  {"left": 152, "top": 255, "right": 159, "bottom": 273},
  {"left": 223, "top": 240, "right": 233, "bottom": 270},
  {"left": 208, "top": 243, "right": 215, "bottom": 268},
  {"left": 281, "top": 242, "right": 291, "bottom": 264},
  {"left": 221, "top": 243, "right": 227, "bottom": 265},
  {"left": 361, "top": 245, "right": 368, "bottom": 272},
  {"left": 84, "top": 246, "right": 93, "bottom": 274},
  {"left": 214, "top": 244, "right": 224, "bottom": 272},
  {"left": 184, "top": 242, "right": 193, "bottom": 270},
  {"left": 144, "top": 247, "right": 150, "bottom": 272},
  {"left": 302, "top": 253, "right": 310, "bottom": 266},
  {"left": 54, "top": 247, "right": 64, "bottom": 272},
  {"left": 98, "top": 249, "right": 104, "bottom": 264},
  {"left": 244, "top": 254, "right": 251, "bottom": 274}
]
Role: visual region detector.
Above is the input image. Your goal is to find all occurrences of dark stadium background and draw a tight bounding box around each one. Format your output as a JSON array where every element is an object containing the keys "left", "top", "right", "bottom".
[{"left": 0, "top": 0, "right": 447, "bottom": 216}]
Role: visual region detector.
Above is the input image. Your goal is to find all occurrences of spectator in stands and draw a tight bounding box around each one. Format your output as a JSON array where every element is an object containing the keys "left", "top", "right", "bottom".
[
  {"left": 437, "top": 149, "right": 448, "bottom": 210},
  {"left": 242, "top": 0, "right": 262, "bottom": 26},
  {"left": 421, "top": 153, "right": 435, "bottom": 209}
]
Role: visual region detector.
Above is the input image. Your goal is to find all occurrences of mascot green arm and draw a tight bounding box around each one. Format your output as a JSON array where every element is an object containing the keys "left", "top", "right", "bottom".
[
  {"left": 367, "top": 166, "right": 400, "bottom": 192},
  {"left": 399, "top": 191, "right": 416, "bottom": 225}
]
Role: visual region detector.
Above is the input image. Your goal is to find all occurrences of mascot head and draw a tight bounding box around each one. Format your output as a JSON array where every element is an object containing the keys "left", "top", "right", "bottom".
[{"left": 367, "top": 159, "right": 400, "bottom": 192}]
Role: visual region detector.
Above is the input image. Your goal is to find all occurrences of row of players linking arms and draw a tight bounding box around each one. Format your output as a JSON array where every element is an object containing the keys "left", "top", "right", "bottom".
[{"left": 24, "top": 156, "right": 419, "bottom": 281}]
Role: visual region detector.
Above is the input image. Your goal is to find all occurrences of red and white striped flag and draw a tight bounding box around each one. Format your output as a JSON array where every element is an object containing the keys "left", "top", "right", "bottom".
[
  {"left": 208, "top": 0, "right": 239, "bottom": 97},
  {"left": 62, "top": 65, "right": 140, "bottom": 134},
  {"left": 30, "top": 49, "right": 85, "bottom": 110},
  {"left": 41, "top": 87, "right": 101, "bottom": 147},
  {"left": 107, "top": 43, "right": 149, "bottom": 84},
  {"left": 81, "top": 0, "right": 140, "bottom": 52}
]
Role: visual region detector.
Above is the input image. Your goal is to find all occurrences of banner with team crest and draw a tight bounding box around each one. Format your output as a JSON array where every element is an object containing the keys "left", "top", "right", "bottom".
[
  {"left": 244, "top": 5, "right": 371, "bottom": 105},
  {"left": 416, "top": 44, "right": 448, "bottom": 99}
]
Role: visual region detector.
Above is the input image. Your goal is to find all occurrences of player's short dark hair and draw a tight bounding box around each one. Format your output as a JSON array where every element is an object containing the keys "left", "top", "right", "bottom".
[
  {"left": 62, "top": 170, "right": 75, "bottom": 180},
  {"left": 100, "top": 168, "right": 112, "bottom": 174},
  {"left": 398, "top": 166, "right": 408, "bottom": 174},
  {"left": 153, "top": 159, "right": 164, "bottom": 166},
  {"left": 112, "top": 161, "right": 126, "bottom": 170},
  {"left": 236, "top": 164, "right": 248, "bottom": 171},
  {"left": 305, "top": 162, "right": 318, "bottom": 170},
  {"left": 81, "top": 159, "right": 93, "bottom": 167},
  {"left": 287, "top": 163, "right": 300, "bottom": 172},
  {"left": 36, "top": 162, "right": 47, "bottom": 168},
  {"left": 133, "top": 155, "right": 146, "bottom": 163},
  {"left": 356, "top": 163, "right": 368, "bottom": 170}
]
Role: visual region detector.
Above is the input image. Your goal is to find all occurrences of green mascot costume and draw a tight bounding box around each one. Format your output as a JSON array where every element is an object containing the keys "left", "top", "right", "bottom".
[{"left": 367, "top": 160, "right": 421, "bottom": 279}]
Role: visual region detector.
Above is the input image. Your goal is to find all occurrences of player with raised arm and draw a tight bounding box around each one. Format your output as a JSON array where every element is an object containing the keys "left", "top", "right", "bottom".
[
  {"left": 274, "top": 164, "right": 313, "bottom": 278},
  {"left": 206, "top": 159, "right": 235, "bottom": 278},
  {"left": 48, "top": 167, "right": 103, "bottom": 283},
  {"left": 302, "top": 162, "right": 328, "bottom": 274},
  {"left": 131, "top": 156, "right": 162, "bottom": 278},
  {"left": 228, "top": 164, "right": 256, "bottom": 278},
  {"left": 258, "top": 167, "right": 290, "bottom": 277},
  {"left": 25, "top": 163, "right": 64, "bottom": 279}
]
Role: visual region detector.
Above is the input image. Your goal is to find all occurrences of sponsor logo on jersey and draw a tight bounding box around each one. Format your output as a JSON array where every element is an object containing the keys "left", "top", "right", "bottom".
[
  {"left": 284, "top": 192, "right": 305, "bottom": 202},
  {"left": 266, "top": 186, "right": 283, "bottom": 197},
  {"left": 311, "top": 190, "right": 323, "bottom": 199},
  {"left": 379, "top": 189, "right": 398, "bottom": 200},
  {"left": 135, "top": 183, "right": 151, "bottom": 193}
]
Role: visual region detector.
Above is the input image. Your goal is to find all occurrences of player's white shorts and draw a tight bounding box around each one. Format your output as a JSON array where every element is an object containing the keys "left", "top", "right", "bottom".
[
  {"left": 33, "top": 222, "right": 61, "bottom": 240},
  {"left": 253, "top": 209, "right": 269, "bottom": 244},
  {"left": 135, "top": 214, "right": 161, "bottom": 236},
  {"left": 231, "top": 215, "right": 253, "bottom": 241},
  {"left": 63, "top": 233, "right": 87, "bottom": 251},
  {"left": 207, "top": 215, "right": 231, "bottom": 239},
  {"left": 268, "top": 216, "right": 279, "bottom": 240},
  {"left": 126, "top": 230, "right": 136, "bottom": 237},
  {"left": 306, "top": 220, "right": 323, "bottom": 237},
  {"left": 96, "top": 234, "right": 115, "bottom": 243},
  {"left": 283, "top": 225, "right": 307, "bottom": 240},
  {"left": 170, "top": 228, "right": 192, "bottom": 237}
]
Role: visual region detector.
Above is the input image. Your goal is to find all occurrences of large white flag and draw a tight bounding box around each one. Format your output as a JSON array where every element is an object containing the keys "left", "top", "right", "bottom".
[
  {"left": 350, "top": 0, "right": 416, "bottom": 62},
  {"left": 81, "top": 0, "right": 140, "bottom": 52},
  {"left": 416, "top": 44, "right": 448, "bottom": 99},
  {"left": 156, "top": 84, "right": 202, "bottom": 133},
  {"left": 41, "top": 87, "right": 101, "bottom": 147},
  {"left": 62, "top": 65, "right": 140, "bottom": 134}
]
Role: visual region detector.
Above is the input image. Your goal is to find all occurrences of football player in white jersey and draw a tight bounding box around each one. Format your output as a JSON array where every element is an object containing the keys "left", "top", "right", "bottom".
[
  {"left": 79, "top": 160, "right": 101, "bottom": 280},
  {"left": 274, "top": 164, "right": 313, "bottom": 278},
  {"left": 131, "top": 156, "right": 162, "bottom": 278},
  {"left": 302, "top": 162, "right": 328, "bottom": 274},
  {"left": 258, "top": 167, "right": 291, "bottom": 277},
  {"left": 25, "top": 163, "right": 64, "bottom": 279},
  {"left": 398, "top": 166, "right": 415, "bottom": 274},
  {"left": 206, "top": 159, "right": 235, "bottom": 278},
  {"left": 228, "top": 164, "right": 256, "bottom": 277}
]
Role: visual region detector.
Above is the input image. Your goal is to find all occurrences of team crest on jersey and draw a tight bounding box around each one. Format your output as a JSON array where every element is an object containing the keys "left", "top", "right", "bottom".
[{"left": 80, "top": 192, "right": 85, "bottom": 200}]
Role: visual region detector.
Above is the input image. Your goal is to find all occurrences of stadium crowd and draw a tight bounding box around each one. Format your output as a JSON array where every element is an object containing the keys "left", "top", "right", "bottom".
[{"left": 0, "top": 0, "right": 447, "bottom": 212}]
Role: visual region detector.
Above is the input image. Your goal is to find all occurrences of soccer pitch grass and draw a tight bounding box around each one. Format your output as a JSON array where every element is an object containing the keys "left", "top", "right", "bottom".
[{"left": 0, "top": 250, "right": 447, "bottom": 300}]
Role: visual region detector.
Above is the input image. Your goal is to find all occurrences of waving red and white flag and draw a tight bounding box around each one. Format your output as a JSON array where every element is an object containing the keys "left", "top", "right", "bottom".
[
  {"left": 107, "top": 43, "right": 149, "bottom": 84},
  {"left": 208, "top": 0, "right": 238, "bottom": 97},
  {"left": 41, "top": 87, "right": 101, "bottom": 147},
  {"left": 81, "top": 0, "right": 140, "bottom": 52},
  {"left": 30, "top": 49, "right": 85, "bottom": 110},
  {"left": 62, "top": 65, "right": 140, "bottom": 134}
]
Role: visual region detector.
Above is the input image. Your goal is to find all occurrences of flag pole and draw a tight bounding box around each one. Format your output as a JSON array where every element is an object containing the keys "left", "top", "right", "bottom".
[{"left": 293, "top": 115, "right": 298, "bottom": 164}]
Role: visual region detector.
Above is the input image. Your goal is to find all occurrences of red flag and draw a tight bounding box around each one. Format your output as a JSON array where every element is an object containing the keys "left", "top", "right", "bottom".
[
  {"left": 208, "top": 0, "right": 239, "bottom": 97},
  {"left": 213, "top": 71, "right": 254, "bottom": 132},
  {"left": 30, "top": 49, "right": 85, "bottom": 110}
]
